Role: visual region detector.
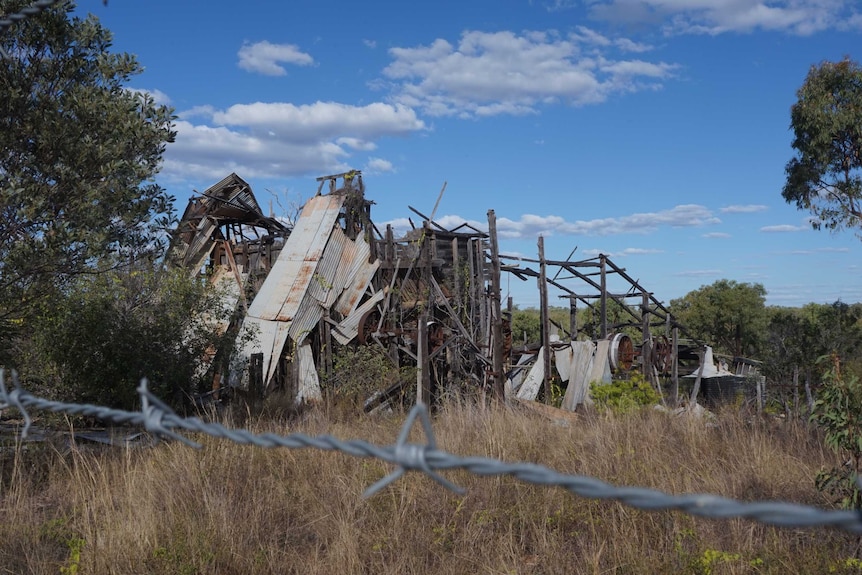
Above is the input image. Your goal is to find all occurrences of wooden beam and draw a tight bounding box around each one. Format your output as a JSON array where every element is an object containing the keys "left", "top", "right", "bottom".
[
  {"left": 538, "top": 235, "right": 552, "bottom": 404},
  {"left": 488, "top": 210, "right": 505, "bottom": 401}
]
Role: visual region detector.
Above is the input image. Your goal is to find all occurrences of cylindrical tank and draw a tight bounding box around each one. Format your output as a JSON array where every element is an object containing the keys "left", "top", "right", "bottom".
[{"left": 607, "top": 333, "right": 634, "bottom": 372}]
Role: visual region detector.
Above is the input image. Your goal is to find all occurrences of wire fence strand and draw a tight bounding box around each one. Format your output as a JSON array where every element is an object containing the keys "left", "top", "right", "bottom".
[{"left": 1, "top": 370, "right": 861, "bottom": 534}]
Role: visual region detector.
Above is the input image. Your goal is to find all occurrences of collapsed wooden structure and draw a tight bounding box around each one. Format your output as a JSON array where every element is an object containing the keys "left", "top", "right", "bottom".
[{"left": 170, "top": 171, "right": 758, "bottom": 411}]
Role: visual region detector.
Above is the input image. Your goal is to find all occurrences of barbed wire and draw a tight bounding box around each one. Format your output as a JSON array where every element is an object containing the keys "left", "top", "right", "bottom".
[{"left": 1, "top": 370, "right": 861, "bottom": 534}]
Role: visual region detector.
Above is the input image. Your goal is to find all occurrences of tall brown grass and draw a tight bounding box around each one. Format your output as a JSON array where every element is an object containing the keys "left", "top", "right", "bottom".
[{"left": 0, "top": 402, "right": 858, "bottom": 574}]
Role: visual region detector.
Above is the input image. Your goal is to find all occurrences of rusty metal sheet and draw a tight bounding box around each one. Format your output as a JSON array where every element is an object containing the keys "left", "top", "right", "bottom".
[
  {"left": 307, "top": 226, "right": 346, "bottom": 305},
  {"left": 247, "top": 193, "right": 346, "bottom": 322},
  {"left": 235, "top": 192, "right": 346, "bottom": 387},
  {"left": 331, "top": 289, "right": 385, "bottom": 345},
  {"left": 326, "top": 228, "right": 357, "bottom": 309},
  {"left": 288, "top": 295, "right": 324, "bottom": 344},
  {"left": 334, "top": 234, "right": 379, "bottom": 318}
]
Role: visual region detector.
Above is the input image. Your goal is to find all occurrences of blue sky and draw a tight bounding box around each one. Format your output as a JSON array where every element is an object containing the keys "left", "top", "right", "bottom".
[{"left": 76, "top": 0, "right": 861, "bottom": 308}]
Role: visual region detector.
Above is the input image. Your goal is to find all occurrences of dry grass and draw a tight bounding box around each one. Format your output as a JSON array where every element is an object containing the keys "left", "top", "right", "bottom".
[{"left": 1, "top": 402, "right": 858, "bottom": 574}]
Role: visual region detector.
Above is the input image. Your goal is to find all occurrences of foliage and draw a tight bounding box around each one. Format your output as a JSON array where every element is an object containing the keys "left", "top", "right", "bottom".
[
  {"left": 760, "top": 302, "right": 862, "bottom": 413},
  {"left": 578, "top": 298, "right": 642, "bottom": 340},
  {"left": 327, "top": 345, "right": 409, "bottom": 408},
  {"left": 783, "top": 58, "right": 862, "bottom": 235},
  {"left": 761, "top": 306, "right": 817, "bottom": 385},
  {"left": 670, "top": 279, "right": 767, "bottom": 357},
  {"left": 27, "top": 263, "right": 240, "bottom": 411},
  {"left": 589, "top": 371, "right": 661, "bottom": 413},
  {"left": 810, "top": 355, "right": 862, "bottom": 510},
  {"left": 510, "top": 302, "right": 639, "bottom": 346},
  {"left": 510, "top": 306, "right": 572, "bottom": 345},
  {"left": 0, "top": 1, "right": 176, "bottom": 325}
]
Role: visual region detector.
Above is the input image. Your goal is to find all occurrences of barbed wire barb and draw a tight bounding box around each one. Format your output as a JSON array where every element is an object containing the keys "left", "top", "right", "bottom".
[
  {"left": 137, "top": 378, "right": 201, "bottom": 448},
  {"left": 363, "top": 403, "right": 465, "bottom": 498},
  {"left": 0, "top": 369, "right": 32, "bottom": 437}
]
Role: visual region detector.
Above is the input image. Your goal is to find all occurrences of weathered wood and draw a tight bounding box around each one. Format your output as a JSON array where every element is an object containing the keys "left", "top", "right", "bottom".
[
  {"left": 671, "top": 324, "right": 679, "bottom": 407},
  {"left": 568, "top": 297, "right": 579, "bottom": 341},
  {"left": 488, "top": 210, "right": 505, "bottom": 401},
  {"left": 538, "top": 236, "right": 552, "bottom": 404},
  {"left": 475, "top": 237, "right": 487, "bottom": 351},
  {"left": 450, "top": 236, "right": 462, "bottom": 383},
  {"left": 600, "top": 255, "right": 608, "bottom": 339},
  {"left": 690, "top": 346, "right": 706, "bottom": 405},
  {"left": 417, "top": 224, "right": 432, "bottom": 406},
  {"left": 641, "top": 291, "right": 651, "bottom": 380}
]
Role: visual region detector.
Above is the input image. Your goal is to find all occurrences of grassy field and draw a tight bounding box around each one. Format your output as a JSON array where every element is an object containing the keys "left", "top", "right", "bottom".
[{"left": 1, "top": 401, "right": 859, "bottom": 574}]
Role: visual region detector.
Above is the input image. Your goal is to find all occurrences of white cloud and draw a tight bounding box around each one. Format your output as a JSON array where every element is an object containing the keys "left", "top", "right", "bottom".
[
  {"left": 382, "top": 30, "right": 678, "bottom": 117},
  {"left": 587, "top": 0, "right": 860, "bottom": 35},
  {"left": 614, "top": 37, "right": 654, "bottom": 53},
  {"left": 179, "top": 105, "right": 216, "bottom": 119},
  {"left": 363, "top": 39, "right": 377, "bottom": 48},
  {"left": 760, "top": 224, "right": 809, "bottom": 232},
  {"left": 238, "top": 41, "right": 314, "bottom": 76},
  {"left": 702, "top": 232, "right": 731, "bottom": 238},
  {"left": 380, "top": 204, "right": 720, "bottom": 239},
  {"left": 214, "top": 101, "right": 425, "bottom": 141},
  {"left": 336, "top": 137, "right": 377, "bottom": 151},
  {"left": 128, "top": 88, "right": 171, "bottom": 105},
  {"left": 720, "top": 204, "right": 769, "bottom": 214},
  {"left": 365, "top": 157, "right": 395, "bottom": 174},
  {"left": 161, "top": 102, "right": 426, "bottom": 180}
]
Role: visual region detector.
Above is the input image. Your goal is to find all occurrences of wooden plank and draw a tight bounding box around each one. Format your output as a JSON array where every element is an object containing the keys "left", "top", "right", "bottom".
[
  {"left": 488, "top": 209, "right": 505, "bottom": 401},
  {"left": 538, "top": 236, "right": 551, "bottom": 403}
]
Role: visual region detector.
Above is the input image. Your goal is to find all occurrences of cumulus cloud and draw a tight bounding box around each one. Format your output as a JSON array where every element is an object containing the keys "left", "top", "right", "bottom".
[
  {"left": 381, "top": 204, "right": 720, "bottom": 239},
  {"left": 336, "top": 137, "right": 377, "bottom": 151},
  {"left": 720, "top": 204, "right": 768, "bottom": 214},
  {"left": 161, "top": 102, "right": 426, "bottom": 180},
  {"left": 586, "top": 0, "right": 860, "bottom": 35},
  {"left": 364, "top": 157, "right": 395, "bottom": 174},
  {"left": 213, "top": 101, "right": 425, "bottom": 141},
  {"left": 702, "top": 232, "right": 731, "bottom": 238},
  {"left": 238, "top": 41, "right": 314, "bottom": 76},
  {"left": 381, "top": 29, "right": 678, "bottom": 117}
]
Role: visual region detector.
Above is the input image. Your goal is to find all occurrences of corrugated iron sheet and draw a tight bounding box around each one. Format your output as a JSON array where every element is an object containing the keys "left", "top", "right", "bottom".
[
  {"left": 326, "top": 228, "right": 357, "bottom": 309},
  {"left": 307, "top": 226, "right": 347, "bottom": 305},
  {"left": 235, "top": 193, "right": 346, "bottom": 386},
  {"left": 248, "top": 193, "right": 346, "bottom": 322},
  {"left": 331, "top": 290, "right": 385, "bottom": 345},
  {"left": 334, "top": 234, "right": 379, "bottom": 318}
]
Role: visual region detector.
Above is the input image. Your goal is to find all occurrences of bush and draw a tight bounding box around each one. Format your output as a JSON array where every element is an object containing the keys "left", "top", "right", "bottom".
[
  {"left": 27, "top": 262, "right": 240, "bottom": 411},
  {"left": 589, "top": 372, "right": 662, "bottom": 413},
  {"left": 810, "top": 354, "right": 862, "bottom": 509}
]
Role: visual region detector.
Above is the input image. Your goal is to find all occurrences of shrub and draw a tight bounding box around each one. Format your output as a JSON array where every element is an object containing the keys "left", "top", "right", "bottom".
[{"left": 589, "top": 371, "right": 661, "bottom": 413}]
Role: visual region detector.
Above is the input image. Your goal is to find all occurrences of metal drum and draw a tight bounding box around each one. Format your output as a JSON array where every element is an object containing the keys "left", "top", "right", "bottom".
[{"left": 608, "top": 333, "right": 634, "bottom": 372}]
